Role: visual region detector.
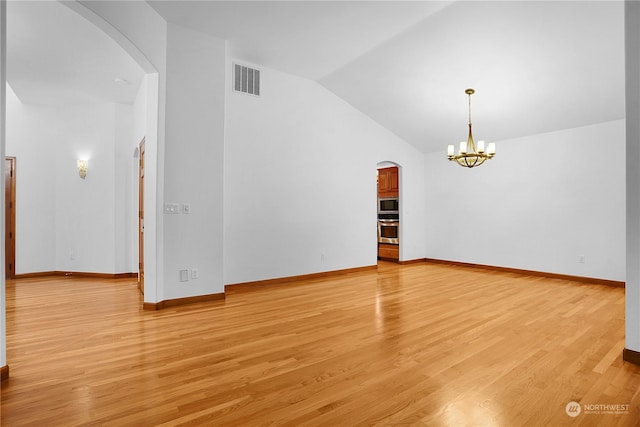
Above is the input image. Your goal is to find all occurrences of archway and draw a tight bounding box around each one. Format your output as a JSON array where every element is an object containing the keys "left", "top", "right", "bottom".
[
  {"left": 0, "top": 0, "right": 162, "bottom": 382},
  {"left": 61, "top": 1, "right": 160, "bottom": 302},
  {"left": 376, "top": 161, "right": 402, "bottom": 262}
]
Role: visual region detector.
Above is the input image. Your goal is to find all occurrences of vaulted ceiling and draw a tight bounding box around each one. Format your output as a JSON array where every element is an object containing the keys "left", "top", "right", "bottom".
[
  {"left": 7, "top": 0, "right": 143, "bottom": 107},
  {"left": 6, "top": 1, "right": 624, "bottom": 154}
]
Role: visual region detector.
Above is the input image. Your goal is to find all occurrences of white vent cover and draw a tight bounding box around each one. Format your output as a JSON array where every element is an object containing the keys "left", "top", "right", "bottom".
[{"left": 233, "top": 63, "right": 260, "bottom": 96}]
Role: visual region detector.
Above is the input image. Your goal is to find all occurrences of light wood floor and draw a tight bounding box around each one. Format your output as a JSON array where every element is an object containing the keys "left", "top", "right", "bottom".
[{"left": 1, "top": 262, "right": 639, "bottom": 426}]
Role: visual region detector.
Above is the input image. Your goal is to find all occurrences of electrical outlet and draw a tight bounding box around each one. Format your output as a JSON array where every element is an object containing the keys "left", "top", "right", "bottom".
[
  {"left": 183, "top": 203, "right": 191, "bottom": 214},
  {"left": 578, "top": 255, "right": 585, "bottom": 264},
  {"left": 191, "top": 268, "right": 199, "bottom": 279}
]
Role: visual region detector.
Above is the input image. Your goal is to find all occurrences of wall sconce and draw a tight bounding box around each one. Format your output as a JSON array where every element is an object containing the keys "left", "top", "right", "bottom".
[{"left": 77, "top": 159, "right": 88, "bottom": 179}]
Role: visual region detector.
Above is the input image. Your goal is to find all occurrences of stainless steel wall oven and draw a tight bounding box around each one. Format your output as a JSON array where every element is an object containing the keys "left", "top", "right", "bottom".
[{"left": 378, "top": 219, "right": 399, "bottom": 244}]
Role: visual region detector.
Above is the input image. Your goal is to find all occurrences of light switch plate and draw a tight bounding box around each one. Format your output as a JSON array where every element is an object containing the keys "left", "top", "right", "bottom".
[
  {"left": 164, "top": 203, "right": 180, "bottom": 214},
  {"left": 179, "top": 269, "right": 189, "bottom": 282}
]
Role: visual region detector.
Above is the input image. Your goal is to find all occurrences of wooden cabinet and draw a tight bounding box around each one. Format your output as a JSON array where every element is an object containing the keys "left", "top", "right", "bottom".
[
  {"left": 378, "top": 243, "right": 399, "bottom": 260},
  {"left": 378, "top": 167, "right": 399, "bottom": 198}
]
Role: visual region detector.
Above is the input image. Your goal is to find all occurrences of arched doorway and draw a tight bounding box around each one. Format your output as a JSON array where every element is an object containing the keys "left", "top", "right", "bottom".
[
  {"left": 376, "top": 161, "right": 402, "bottom": 262},
  {"left": 61, "top": 1, "right": 160, "bottom": 302}
]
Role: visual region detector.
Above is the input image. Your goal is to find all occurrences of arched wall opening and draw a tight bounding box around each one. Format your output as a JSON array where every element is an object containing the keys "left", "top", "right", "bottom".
[
  {"left": 61, "top": 1, "right": 161, "bottom": 301},
  {"left": 376, "top": 160, "right": 403, "bottom": 262}
]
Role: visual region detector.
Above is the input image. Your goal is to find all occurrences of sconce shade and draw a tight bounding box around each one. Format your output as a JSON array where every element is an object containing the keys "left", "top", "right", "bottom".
[{"left": 77, "top": 159, "right": 88, "bottom": 179}]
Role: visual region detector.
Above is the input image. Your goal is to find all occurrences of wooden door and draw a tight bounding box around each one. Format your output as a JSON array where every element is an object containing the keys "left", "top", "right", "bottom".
[
  {"left": 138, "top": 139, "right": 145, "bottom": 294},
  {"left": 5, "top": 157, "right": 15, "bottom": 279}
]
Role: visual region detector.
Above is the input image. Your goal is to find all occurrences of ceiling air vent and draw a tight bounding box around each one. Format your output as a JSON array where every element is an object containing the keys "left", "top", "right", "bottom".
[{"left": 233, "top": 63, "right": 260, "bottom": 96}]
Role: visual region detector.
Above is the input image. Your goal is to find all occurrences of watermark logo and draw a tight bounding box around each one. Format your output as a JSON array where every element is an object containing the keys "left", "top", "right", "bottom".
[
  {"left": 565, "top": 401, "right": 630, "bottom": 417},
  {"left": 565, "top": 401, "right": 581, "bottom": 418},
  {"left": 583, "top": 403, "right": 630, "bottom": 415}
]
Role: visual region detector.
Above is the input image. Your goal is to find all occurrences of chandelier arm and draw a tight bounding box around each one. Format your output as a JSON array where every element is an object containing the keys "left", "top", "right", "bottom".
[
  {"left": 467, "top": 123, "right": 476, "bottom": 153},
  {"left": 466, "top": 157, "right": 474, "bottom": 168}
]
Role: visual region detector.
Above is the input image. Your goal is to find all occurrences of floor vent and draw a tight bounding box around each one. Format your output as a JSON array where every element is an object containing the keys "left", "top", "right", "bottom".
[{"left": 233, "top": 63, "right": 260, "bottom": 96}]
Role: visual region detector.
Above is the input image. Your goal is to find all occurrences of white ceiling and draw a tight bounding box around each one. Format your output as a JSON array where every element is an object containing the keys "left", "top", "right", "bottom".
[
  {"left": 7, "top": 0, "right": 144, "bottom": 106},
  {"left": 320, "top": 1, "right": 625, "bottom": 153},
  {"left": 6, "top": 1, "right": 625, "bottom": 154},
  {"left": 148, "top": 1, "right": 452, "bottom": 81}
]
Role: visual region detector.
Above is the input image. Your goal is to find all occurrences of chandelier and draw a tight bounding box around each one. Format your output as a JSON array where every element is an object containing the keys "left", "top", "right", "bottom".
[{"left": 447, "top": 88, "right": 495, "bottom": 168}]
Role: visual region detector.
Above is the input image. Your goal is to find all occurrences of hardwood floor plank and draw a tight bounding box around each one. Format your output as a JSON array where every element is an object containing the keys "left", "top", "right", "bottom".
[{"left": 1, "top": 264, "right": 639, "bottom": 426}]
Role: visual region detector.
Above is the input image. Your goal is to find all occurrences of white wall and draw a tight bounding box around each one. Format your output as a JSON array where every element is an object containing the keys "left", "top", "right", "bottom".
[
  {"left": 425, "top": 119, "right": 625, "bottom": 282},
  {"left": 625, "top": 0, "right": 640, "bottom": 353},
  {"left": 224, "top": 61, "right": 425, "bottom": 285},
  {"left": 5, "top": 85, "right": 135, "bottom": 274},
  {"left": 78, "top": 2, "right": 426, "bottom": 299},
  {"left": 114, "top": 103, "right": 135, "bottom": 273},
  {"left": 6, "top": 85, "right": 58, "bottom": 273},
  {"left": 132, "top": 75, "right": 148, "bottom": 144},
  {"left": 162, "top": 23, "right": 226, "bottom": 299},
  {"left": 54, "top": 103, "right": 116, "bottom": 273}
]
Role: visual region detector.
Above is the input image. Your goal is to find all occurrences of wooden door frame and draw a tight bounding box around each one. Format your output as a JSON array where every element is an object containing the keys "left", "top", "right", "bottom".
[
  {"left": 138, "top": 138, "right": 145, "bottom": 294},
  {"left": 5, "top": 157, "right": 15, "bottom": 279}
]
